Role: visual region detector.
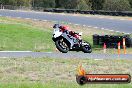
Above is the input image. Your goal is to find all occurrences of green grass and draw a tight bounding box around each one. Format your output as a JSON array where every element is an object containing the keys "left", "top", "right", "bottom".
[
  {"left": 0, "top": 18, "right": 55, "bottom": 52},
  {"left": 0, "top": 57, "right": 131, "bottom": 88}
]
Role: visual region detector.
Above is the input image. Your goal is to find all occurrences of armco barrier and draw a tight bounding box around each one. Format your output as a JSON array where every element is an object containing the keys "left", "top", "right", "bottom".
[{"left": 93, "top": 34, "right": 132, "bottom": 48}]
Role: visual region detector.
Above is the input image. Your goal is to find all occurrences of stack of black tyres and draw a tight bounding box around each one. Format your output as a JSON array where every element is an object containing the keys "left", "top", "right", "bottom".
[{"left": 93, "top": 34, "right": 132, "bottom": 48}]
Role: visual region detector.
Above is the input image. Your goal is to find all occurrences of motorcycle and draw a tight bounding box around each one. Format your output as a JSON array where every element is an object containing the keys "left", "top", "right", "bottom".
[{"left": 52, "top": 24, "right": 92, "bottom": 53}]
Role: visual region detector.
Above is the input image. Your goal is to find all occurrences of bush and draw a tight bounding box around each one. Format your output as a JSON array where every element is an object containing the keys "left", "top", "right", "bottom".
[
  {"left": 34, "top": 0, "right": 55, "bottom": 8},
  {"left": 90, "top": 0, "right": 105, "bottom": 10},
  {"left": 103, "top": 0, "right": 131, "bottom": 11},
  {"left": 128, "top": 0, "right": 132, "bottom": 7},
  {"left": 76, "top": 0, "right": 91, "bottom": 10}
]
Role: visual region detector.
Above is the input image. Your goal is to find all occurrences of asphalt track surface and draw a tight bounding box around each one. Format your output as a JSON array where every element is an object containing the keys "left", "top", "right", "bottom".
[
  {"left": 0, "top": 9, "right": 132, "bottom": 34},
  {"left": 0, "top": 10, "right": 131, "bottom": 59},
  {"left": 0, "top": 52, "right": 131, "bottom": 59}
]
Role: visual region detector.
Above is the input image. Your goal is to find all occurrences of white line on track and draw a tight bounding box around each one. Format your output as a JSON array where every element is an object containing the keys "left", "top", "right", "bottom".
[
  {"left": 0, "top": 57, "right": 8, "bottom": 58},
  {"left": 120, "top": 19, "right": 125, "bottom": 21},
  {"left": 83, "top": 25, "right": 86, "bottom": 27},
  {"left": 99, "top": 17, "right": 104, "bottom": 19},
  {"left": 109, "top": 30, "right": 114, "bottom": 32},
  {"left": 103, "top": 29, "right": 109, "bottom": 31},
  {"left": 16, "top": 17, "right": 22, "bottom": 19},
  {"left": 6, "top": 16, "right": 11, "bottom": 18},
  {"left": 85, "top": 16, "right": 90, "bottom": 17},
  {"left": 116, "top": 31, "right": 120, "bottom": 33},
  {"left": 73, "top": 14, "right": 78, "bottom": 16},
  {"left": 0, "top": 51, "right": 32, "bottom": 52},
  {"left": 45, "top": 52, "right": 53, "bottom": 53},
  {"left": 47, "top": 13, "right": 52, "bottom": 15},
  {"left": 33, "top": 19, "right": 39, "bottom": 21},
  {"left": 101, "top": 28, "right": 105, "bottom": 30},
  {"left": 94, "top": 59, "right": 103, "bottom": 61},
  {"left": 25, "top": 18, "right": 31, "bottom": 20},
  {"left": 93, "top": 27, "right": 98, "bottom": 29},
  {"left": 61, "top": 21, "right": 65, "bottom": 23},
  {"left": 52, "top": 21, "right": 58, "bottom": 23},
  {"left": 42, "top": 20, "right": 47, "bottom": 22},
  {"left": 75, "top": 24, "right": 79, "bottom": 26},
  {"left": 109, "top": 18, "right": 114, "bottom": 20},
  {"left": 87, "top": 26, "right": 92, "bottom": 27}
]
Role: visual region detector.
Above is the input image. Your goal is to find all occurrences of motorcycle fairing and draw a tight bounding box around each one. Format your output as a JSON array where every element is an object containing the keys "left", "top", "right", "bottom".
[
  {"left": 62, "top": 32, "right": 79, "bottom": 49},
  {"left": 53, "top": 28, "right": 62, "bottom": 38}
]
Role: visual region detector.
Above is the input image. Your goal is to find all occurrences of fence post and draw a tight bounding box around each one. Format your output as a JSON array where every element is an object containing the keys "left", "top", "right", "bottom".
[
  {"left": 103, "top": 43, "right": 106, "bottom": 53},
  {"left": 123, "top": 38, "right": 126, "bottom": 54},
  {"left": 118, "top": 42, "right": 121, "bottom": 57}
]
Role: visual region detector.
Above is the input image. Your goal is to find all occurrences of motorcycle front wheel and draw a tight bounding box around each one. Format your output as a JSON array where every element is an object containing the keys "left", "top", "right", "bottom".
[{"left": 55, "top": 38, "right": 69, "bottom": 53}]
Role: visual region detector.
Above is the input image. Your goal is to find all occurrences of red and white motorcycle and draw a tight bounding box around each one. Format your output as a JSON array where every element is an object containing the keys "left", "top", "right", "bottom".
[{"left": 52, "top": 24, "right": 92, "bottom": 53}]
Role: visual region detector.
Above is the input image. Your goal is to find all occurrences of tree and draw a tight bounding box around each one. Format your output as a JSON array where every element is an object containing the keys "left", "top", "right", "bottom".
[
  {"left": 85, "top": 0, "right": 92, "bottom": 8},
  {"left": 43, "top": 0, "right": 55, "bottom": 8},
  {"left": 103, "top": 0, "right": 131, "bottom": 11},
  {"left": 76, "top": 0, "right": 91, "bottom": 10},
  {"left": 90, "top": 0, "right": 105, "bottom": 10},
  {"left": 0, "top": 0, "right": 31, "bottom": 6},
  {"left": 0, "top": 0, "right": 8, "bottom": 4},
  {"left": 57, "top": 0, "right": 79, "bottom": 9},
  {"left": 128, "top": 0, "right": 132, "bottom": 8},
  {"left": 55, "top": 0, "right": 60, "bottom": 8},
  {"left": 16, "top": 0, "right": 32, "bottom": 6},
  {"left": 33, "top": 0, "right": 55, "bottom": 8},
  {"left": 56, "top": 0, "right": 91, "bottom": 10}
]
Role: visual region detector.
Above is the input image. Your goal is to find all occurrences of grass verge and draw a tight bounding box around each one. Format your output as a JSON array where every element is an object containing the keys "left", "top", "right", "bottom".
[
  {"left": 0, "top": 57, "right": 131, "bottom": 88},
  {"left": 0, "top": 17, "right": 55, "bottom": 52}
]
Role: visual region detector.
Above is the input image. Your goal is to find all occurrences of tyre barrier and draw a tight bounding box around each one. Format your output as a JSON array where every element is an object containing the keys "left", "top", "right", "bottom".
[
  {"left": 93, "top": 34, "right": 132, "bottom": 48},
  {"left": 43, "top": 9, "right": 132, "bottom": 17}
]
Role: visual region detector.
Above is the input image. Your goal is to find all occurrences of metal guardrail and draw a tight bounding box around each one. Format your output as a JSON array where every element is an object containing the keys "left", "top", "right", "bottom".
[{"left": 0, "top": 5, "right": 132, "bottom": 17}]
